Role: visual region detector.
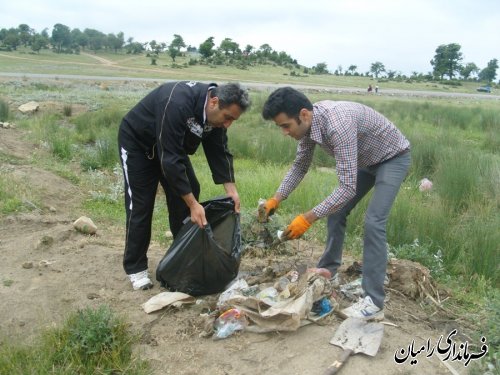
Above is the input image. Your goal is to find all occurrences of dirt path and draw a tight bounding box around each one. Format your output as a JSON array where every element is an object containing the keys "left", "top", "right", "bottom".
[
  {"left": 80, "top": 52, "right": 115, "bottom": 65},
  {"left": 0, "top": 126, "right": 479, "bottom": 375}
]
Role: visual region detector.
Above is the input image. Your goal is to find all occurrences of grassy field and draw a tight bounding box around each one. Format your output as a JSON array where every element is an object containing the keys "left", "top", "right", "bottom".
[
  {"left": 0, "top": 52, "right": 498, "bottom": 373},
  {"left": 1, "top": 48, "right": 496, "bottom": 94}
]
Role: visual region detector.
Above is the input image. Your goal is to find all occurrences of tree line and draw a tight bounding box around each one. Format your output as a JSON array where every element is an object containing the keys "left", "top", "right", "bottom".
[
  {"left": 0, "top": 23, "right": 305, "bottom": 72},
  {"left": 0, "top": 24, "right": 497, "bottom": 83}
]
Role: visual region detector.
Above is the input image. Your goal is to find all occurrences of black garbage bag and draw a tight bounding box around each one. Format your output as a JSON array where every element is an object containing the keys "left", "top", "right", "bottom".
[{"left": 156, "top": 196, "right": 242, "bottom": 296}]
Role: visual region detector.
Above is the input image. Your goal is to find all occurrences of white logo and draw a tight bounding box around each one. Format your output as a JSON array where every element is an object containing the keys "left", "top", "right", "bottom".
[
  {"left": 185, "top": 81, "right": 197, "bottom": 87},
  {"left": 186, "top": 117, "right": 203, "bottom": 137}
]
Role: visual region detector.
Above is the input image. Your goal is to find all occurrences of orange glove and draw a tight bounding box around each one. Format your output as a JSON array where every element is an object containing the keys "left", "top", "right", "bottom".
[
  {"left": 283, "top": 214, "right": 311, "bottom": 240},
  {"left": 258, "top": 197, "right": 279, "bottom": 222}
]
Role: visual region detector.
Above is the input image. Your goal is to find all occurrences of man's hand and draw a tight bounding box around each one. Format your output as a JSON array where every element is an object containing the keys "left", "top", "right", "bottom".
[
  {"left": 282, "top": 214, "right": 311, "bottom": 240},
  {"left": 182, "top": 193, "right": 207, "bottom": 228},
  {"left": 189, "top": 201, "right": 207, "bottom": 228},
  {"left": 223, "top": 182, "right": 240, "bottom": 213},
  {"left": 258, "top": 197, "right": 279, "bottom": 222}
]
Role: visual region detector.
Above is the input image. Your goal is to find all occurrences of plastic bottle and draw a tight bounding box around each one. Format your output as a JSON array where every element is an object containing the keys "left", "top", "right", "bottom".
[{"left": 213, "top": 308, "right": 246, "bottom": 339}]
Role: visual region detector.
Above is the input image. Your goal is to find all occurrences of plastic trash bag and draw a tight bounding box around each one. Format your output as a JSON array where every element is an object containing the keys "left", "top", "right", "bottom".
[{"left": 156, "top": 196, "right": 242, "bottom": 296}]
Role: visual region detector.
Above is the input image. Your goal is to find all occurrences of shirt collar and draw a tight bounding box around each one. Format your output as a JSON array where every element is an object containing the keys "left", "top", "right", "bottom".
[
  {"left": 309, "top": 105, "right": 323, "bottom": 144},
  {"left": 203, "top": 85, "right": 217, "bottom": 124}
]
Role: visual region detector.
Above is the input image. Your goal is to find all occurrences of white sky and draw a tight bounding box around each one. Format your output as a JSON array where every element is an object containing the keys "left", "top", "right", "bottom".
[{"left": 1, "top": 0, "right": 499, "bottom": 75}]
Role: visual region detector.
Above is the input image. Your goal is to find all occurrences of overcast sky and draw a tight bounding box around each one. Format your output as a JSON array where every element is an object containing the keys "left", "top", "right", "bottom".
[{"left": 1, "top": 0, "right": 499, "bottom": 75}]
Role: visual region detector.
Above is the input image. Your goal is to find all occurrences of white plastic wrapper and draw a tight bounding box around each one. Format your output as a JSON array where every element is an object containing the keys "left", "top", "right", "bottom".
[
  {"left": 277, "top": 230, "right": 284, "bottom": 241},
  {"left": 419, "top": 178, "right": 433, "bottom": 192}
]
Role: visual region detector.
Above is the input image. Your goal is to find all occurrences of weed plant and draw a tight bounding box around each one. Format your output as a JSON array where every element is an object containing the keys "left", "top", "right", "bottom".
[
  {"left": 0, "top": 160, "right": 41, "bottom": 214},
  {"left": 0, "top": 176, "right": 23, "bottom": 214},
  {"left": 0, "top": 98, "right": 9, "bottom": 121},
  {"left": 63, "top": 104, "right": 72, "bottom": 116},
  {"left": 0, "top": 305, "right": 149, "bottom": 374}
]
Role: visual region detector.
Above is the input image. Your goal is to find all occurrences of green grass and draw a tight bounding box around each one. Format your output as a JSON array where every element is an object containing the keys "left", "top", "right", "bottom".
[
  {"left": 0, "top": 305, "right": 150, "bottom": 374},
  {"left": 1, "top": 47, "right": 495, "bottom": 94},
  {"left": 0, "top": 167, "right": 41, "bottom": 214},
  {"left": 0, "top": 97, "right": 9, "bottom": 121}
]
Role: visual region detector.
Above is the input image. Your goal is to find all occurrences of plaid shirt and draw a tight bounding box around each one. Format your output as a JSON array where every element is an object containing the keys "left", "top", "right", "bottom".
[{"left": 277, "top": 101, "right": 410, "bottom": 218}]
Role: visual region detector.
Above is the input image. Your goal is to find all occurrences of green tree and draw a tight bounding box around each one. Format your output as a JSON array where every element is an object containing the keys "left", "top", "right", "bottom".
[
  {"left": 31, "top": 33, "right": 49, "bottom": 53},
  {"left": 18, "top": 24, "right": 34, "bottom": 47},
  {"left": 219, "top": 38, "right": 239, "bottom": 56},
  {"left": 313, "top": 62, "right": 329, "bottom": 74},
  {"left": 460, "top": 62, "right": 479, "bottom": 80},
  {"left": 167, "top": 44, "right": 180, "bottom": 62},
  {"left": 84, "top": 28, "right": 106, "bottom": 53},
  {"left": 478, "top": 59, "right": 498, "bottom": 83},
  {"left": 170, "top": 34, "right": 185, "bottom": 52},
  {"left": 244, "top": 44, "right": 254, "bottom": 55},
  {"left": 71, "top": 28, "right": 88, "bottom": 50},
  {"left": 107, "top": 32, "right": 124, "bottom": 53},
  {"left": 125, "top": 38, "right": 145, "bottom": 54},
  {"left": 41, "top": 28, "right": 49, "bottom": 39},
  {"left": 167, "top": 34, "right": 185, "bottom": 62},
  {"left": 370, "top": 61, "right": 386, "bottom": 78},
  {"left": 1, "top": 28, "right": 20, "bottom": 50},
  {"left": 386, "top": 70, "right": 398, "bottom": 79},
  {"left": 258, "top": 43, "right": 273, "bottom": 58},
  {"left": 347, "top": 65, "right": 357, "bottom": 75},
  {"left": 148, "top": 40, "right": 165, "bottom": 64},
  {"left": 199, "top": 37, "right": 215, "bottom": 59},
  {"left": 430, "top": 43, "right": 463, "bottom": 79},
  {"left": 51, "top": 23, "right": 72, "bottom": 53}
]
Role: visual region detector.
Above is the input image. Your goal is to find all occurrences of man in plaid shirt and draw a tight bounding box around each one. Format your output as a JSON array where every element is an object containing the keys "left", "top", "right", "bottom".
[{"left": 261, "top": 87, "right": 410, "bottom": 321}]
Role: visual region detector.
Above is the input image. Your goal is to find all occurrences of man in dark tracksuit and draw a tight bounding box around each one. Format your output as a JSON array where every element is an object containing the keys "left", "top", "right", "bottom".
[{"left": 118, "top": 81, "right": 250, "bottom": 290}]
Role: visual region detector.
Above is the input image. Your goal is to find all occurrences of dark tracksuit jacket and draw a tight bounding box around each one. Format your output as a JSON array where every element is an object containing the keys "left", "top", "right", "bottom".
[{"left": 118, "top": 81, "right": 235, "bottom": 274}]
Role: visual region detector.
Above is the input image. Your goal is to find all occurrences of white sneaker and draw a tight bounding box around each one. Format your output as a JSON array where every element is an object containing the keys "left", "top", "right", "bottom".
[
  {"left": 128, "top": 270, "right": 153, "bottom": 290},
  {"left": 340, "top": 295, "right": 384, "bottom": 321}
]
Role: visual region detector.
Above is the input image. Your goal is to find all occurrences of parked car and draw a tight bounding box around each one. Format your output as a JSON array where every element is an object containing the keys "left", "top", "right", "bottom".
[{"left": 477, "top": 85, "right": 491, "bottom": 93}]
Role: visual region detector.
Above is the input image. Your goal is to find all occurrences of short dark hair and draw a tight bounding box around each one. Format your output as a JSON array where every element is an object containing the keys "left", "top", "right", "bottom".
[
  {"left": 262, "top": 87, "right": 313, "bottom": 120},
  {"left": 211, "top": 83, "right": 251, "bottom": 112}
]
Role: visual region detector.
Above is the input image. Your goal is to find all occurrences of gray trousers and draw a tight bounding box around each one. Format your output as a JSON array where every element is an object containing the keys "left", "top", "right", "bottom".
[{"left": 317, "top": 152, "right": 410, "bottom": 308}]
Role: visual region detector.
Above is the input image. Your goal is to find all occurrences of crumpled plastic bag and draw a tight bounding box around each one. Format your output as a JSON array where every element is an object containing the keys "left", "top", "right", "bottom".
[{"left": 419, "top": 178, "right": 433, "bottom": 192}]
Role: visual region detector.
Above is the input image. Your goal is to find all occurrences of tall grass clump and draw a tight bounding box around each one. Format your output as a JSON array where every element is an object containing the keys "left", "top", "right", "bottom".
[
  {"left": 376, "top": 100, "right": 489, "bottom": 132},
  {"left": 63, "top": 104, "right": 73, "bottom": 117},
  {"left": 229, "top": 119, "right": 298, "bottom": 165},
  {"left": 451, "top": 207, "right": 500, "bottom": 284},
  {"left": 0, "top": 305, "right": 149, "bottom": 374},
  {"left": 0, "top": 175, "right": 24, "bottom": 214},
  {"left": 229, "top": 98, "right": 336, "bottom": 168},
  {"left": 0, "top": 98, "right": 9, "bottom": 121},
  {"left": 26, "top": 113, "right": 75, "bottom": 160},
  {"left": 404, "top": 128, "right": 441, "bottom": 178},
  {"left": 73, "top": 106, "right": 125, "bottom": 144},
  {"left": 434, "top": 150, "right": 495, "bottom": 213},
  {"left": 46, "top": 121, "right": 74, "bottom": 160},
  {"left": 72, "top": 107, "right": 123, "bottom": 170},
  {"left": 80, "top": 137, "right": 118, "bottom": 171}
]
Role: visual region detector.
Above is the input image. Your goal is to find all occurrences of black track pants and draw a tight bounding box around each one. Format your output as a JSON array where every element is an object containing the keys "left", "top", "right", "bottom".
[{"left": 119, "top": 145, "right": 200, "bottom": 275}]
